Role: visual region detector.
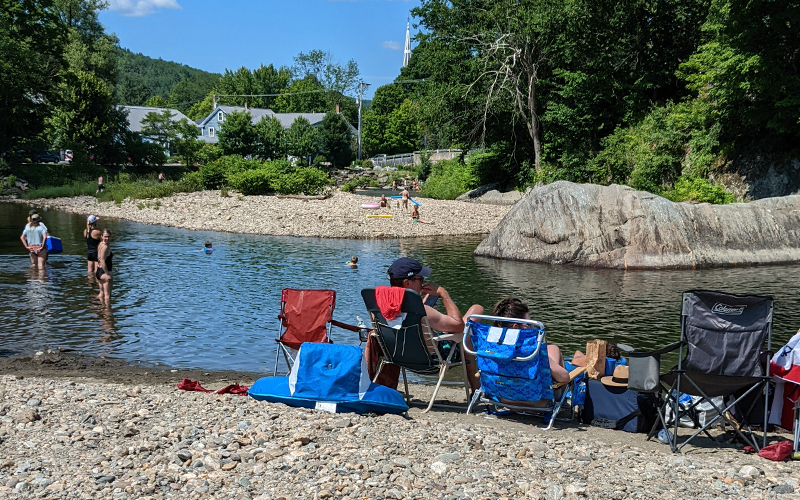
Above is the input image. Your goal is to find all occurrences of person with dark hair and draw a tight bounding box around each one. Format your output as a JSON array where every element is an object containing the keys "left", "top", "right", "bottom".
[
  {"left": 84, "top": 215, "right": 101, "bottom": 274},
  {"left": 490, "top": 298, "right": 570, "bottom": 384},
  {"left": 385, "top": 257, "right": 484, "bottom": 390}
]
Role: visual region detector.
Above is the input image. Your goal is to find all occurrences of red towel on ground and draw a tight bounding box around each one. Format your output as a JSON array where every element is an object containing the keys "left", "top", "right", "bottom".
[
  {"left": 375, "top": 286, "right": 405, "bottom": 320},
  {"left": 177, "top": 378, "right": 249, "bottom": 396}
]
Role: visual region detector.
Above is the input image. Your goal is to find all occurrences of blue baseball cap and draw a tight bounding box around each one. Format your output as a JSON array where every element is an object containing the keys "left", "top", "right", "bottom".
[{"left": 388, "top": 257, "right": 432, "bottom": 280}]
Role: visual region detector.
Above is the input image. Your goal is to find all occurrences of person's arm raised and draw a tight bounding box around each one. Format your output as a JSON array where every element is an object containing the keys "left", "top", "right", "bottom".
[{"left": 422, "top": 283, "right": 464, "bottom": 334}]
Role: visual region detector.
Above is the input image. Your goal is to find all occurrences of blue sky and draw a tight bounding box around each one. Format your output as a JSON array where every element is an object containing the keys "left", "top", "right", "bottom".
[{"left": 101, "top": 0, "right": 421, "bottom": 99}]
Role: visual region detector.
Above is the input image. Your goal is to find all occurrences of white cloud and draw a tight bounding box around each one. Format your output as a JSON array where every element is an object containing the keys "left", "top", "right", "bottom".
[
  {"left": 107, "top": 0, "right": 181, "bottom": 17},
  {"left": 382, "top": 41, "right": 401, "bottom": 51}
]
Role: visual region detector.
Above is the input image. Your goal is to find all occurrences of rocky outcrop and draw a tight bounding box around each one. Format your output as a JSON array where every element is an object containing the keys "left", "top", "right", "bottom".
[
  {"left": 456, "top": 184, "right": 523, "bottom": 205},
  {"left": 475, "top": 181, "right": 800, "bottom": 269}
]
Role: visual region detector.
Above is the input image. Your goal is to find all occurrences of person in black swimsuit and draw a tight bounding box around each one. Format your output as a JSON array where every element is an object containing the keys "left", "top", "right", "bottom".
[
  {"left": 84, "top": 215, "right": 101, "bottom": 274},
  {"left": 96, "top": 229, "right": 113, "bottom": 303}
]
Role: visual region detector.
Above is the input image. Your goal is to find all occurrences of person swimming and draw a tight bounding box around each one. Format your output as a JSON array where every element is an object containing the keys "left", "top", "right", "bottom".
[
  {"left": 346, "top": 256, "right": 358, "bottom": 268},
  {"left": 203, "top": 241, "right": 213, "bottom": 254}
]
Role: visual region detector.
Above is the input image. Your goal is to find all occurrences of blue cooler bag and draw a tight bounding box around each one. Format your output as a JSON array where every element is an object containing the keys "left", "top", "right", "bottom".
[
  {"left": 45, "top": 236, "right": 63, "bottom": 254},
  {"left": 582, "top": 380, "right": 658, "bottom": 433}
]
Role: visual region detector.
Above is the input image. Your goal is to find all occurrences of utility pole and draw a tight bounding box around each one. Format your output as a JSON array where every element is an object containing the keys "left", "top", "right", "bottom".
[{"left": 357, "top": 81, "right": 370, "bottom": 160}]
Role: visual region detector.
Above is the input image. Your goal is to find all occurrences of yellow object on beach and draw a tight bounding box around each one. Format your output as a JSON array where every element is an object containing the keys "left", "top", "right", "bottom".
[{"left": 365, "top": 214, "right": 393, "bottom": 219}]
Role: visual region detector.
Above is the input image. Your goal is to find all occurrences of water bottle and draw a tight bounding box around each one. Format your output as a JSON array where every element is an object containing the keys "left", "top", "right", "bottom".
[{"left": 356, "top": 316, "right": 369, "bottom": 343}]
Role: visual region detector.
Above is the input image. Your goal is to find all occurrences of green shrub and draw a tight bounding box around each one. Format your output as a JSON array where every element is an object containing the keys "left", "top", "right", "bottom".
[
  {"left": 198, "top": 161, "right": 227, "bottom": 189},
  {"left": 6, "top": 174, "right": 17, "bottom": 188},
  {"left": 361, "top": 159, "right": 374, "bottom": 169},
  {"left": 196, "top": 143, "right": 223, "bottom": 165},
  {"left": 661, "top": 177, "right": 736, "bottom": 204},
  {"left": 177, "top": 171, "right": 202, "bottom": 191},
  {"left": 23, "top": 181, "right": 97, "bottom": 199},
  {"left": 273, "top": 167, "right": 329, "bottom": 195},
  {"left": 420, "top": 159, "right": 481, "bottom": 199},
  {"left": 11, "top": 162, "right": 105, "bottom": 188},
  {"left": 227, "top": 168, "right": 275, "bottom": 195},
  {"left": 340, "top": 181, "right": 356, "bottom": 193}
]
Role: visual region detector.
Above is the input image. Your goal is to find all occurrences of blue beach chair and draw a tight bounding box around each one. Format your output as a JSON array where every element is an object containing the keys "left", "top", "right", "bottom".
[{"left": 462, "top": 314, "right": 585, "bottom": 429}]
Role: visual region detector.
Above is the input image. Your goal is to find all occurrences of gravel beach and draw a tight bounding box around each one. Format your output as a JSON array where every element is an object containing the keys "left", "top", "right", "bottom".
[
  {"left": 22, "top": 191, "right": 511, "bottom": 239},
  {"left": 0, "top": 352, "right": 797, "bottom": 500}
]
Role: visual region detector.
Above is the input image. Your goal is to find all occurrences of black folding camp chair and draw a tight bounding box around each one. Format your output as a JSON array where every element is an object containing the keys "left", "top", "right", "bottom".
[
  {"left": 642, "top": 290, "right": 773, "bottom": 452},
  {"left": 361, "top": 288, "right": 471, "bottom": 412}
]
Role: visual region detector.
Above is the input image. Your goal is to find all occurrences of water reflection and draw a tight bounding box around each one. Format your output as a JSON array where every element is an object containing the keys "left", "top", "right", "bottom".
[{"left": 0, "top": 202, "right": 797, "bottom": 377}]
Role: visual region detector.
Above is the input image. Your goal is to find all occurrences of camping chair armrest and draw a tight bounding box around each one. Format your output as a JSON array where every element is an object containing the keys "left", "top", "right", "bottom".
[
  {"left": 552, "top": 366, "right": 586, "bottom": 390},
  {"left": 618, "top": 341, "right": 682, "bottom": 357},
  {"left": 330, "top": 319, "right": 360, "bottom": 332}
]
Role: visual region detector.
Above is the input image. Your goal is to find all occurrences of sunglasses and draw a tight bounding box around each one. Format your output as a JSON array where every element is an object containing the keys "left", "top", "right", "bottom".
[{"left": 407, "top": 275, "right": 425, "bottom": 283}]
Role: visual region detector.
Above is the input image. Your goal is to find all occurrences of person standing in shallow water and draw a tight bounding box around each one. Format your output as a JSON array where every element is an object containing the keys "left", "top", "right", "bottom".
[
  {"left": 84, "top": 215, "right": 101, "bottom": 274},
  {"left": 20, "top": 212, "right": 48, "bottom": 268},
  {"left": 95, "top": 229, "right": 113, "bottom": 304}
]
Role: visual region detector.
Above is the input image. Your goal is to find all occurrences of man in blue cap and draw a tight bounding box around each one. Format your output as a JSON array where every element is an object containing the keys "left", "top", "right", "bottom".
[{"left": 387, "top": 257, "right": 484, "bottom": 390}]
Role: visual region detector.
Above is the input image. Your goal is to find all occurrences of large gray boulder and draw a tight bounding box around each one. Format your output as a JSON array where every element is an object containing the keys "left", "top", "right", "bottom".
[{"left": 475, "top": 181, "right": 800, "bottom": 269}]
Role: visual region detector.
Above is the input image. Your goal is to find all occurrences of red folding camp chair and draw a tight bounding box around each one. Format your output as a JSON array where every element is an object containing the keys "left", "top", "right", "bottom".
[{"left": 273, "top": 288, "right": 359, "bottom": 375}]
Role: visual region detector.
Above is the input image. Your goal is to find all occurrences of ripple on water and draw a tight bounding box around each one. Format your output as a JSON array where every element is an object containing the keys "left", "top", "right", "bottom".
[{"left": 0, "top": 202, "right": 797, "bottom": 378}]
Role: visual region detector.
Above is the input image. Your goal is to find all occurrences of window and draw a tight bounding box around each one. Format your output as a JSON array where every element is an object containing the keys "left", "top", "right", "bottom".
[
  {"left": 208, "top": 127, "right": 215, "bottom": 138},
  {"left": 218, "top": 111, "right": 224, "bottom": 122}
]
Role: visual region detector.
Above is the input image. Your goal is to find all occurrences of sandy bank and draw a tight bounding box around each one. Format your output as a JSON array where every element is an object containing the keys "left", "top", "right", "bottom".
[{"left": 21, "top": 190, "right": 512, "bottom": 239}]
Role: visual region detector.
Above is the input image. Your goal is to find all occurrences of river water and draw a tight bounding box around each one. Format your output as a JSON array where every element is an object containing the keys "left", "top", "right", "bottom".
[{"left": 0, "top": 201, "right": 795, "bottom": 376}]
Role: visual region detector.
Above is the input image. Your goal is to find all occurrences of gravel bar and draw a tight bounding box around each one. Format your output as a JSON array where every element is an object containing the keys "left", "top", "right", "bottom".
[
  {"left": 20, "top": 191, "right": 511, "bottom": 239},
  {"left": 0, "top": 364, "right": 797, "bottom": 499}
]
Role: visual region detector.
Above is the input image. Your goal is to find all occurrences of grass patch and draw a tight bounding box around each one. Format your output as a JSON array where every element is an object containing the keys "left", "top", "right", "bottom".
[{"left": 24, "top": 174, "right": 203, "bottom": 202}]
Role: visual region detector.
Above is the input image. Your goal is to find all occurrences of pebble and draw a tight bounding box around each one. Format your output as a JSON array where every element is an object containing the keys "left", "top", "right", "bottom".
[
  {"left": 0, "top": 375, "right": 795, "bottom": 499},
  {"left": 21, "top": 190, "right": 512, "bottom": 239}
]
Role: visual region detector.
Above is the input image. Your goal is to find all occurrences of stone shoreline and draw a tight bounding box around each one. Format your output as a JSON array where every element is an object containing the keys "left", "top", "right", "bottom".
[
  {"left": 0, "top": 351, "right": 797, "bottom": 499},
  {"left": 19, "top": 190, "right": 512, "bottom": 239}
]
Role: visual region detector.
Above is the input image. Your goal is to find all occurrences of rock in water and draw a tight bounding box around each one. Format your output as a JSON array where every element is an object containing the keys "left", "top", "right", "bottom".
[{"left": 475, "top": 181, "right": 800, "bottom": 269}]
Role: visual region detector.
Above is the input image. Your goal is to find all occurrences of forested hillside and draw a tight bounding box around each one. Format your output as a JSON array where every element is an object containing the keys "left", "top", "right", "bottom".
[
  {"left": 115, "top": 48, "right": 220, "bottom": 114},
  {"left": 366, "top": 0, "right": 800, "bottom": 201}
]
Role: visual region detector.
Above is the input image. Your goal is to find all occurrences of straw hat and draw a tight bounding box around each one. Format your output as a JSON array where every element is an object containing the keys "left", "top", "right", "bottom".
[{"left": 600, "top": 365, "right": 629, "bottom": 387}]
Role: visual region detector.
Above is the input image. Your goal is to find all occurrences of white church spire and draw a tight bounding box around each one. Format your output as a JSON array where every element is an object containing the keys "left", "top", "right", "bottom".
[{"left": 402, "top": 18, "right": 412, "bottom": 68}]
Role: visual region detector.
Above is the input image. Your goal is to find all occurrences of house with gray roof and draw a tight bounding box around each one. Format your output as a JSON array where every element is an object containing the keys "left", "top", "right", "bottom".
[
  {"left": 117, "top": 105, "right": 197, "bottom": 134},
  {"left": 196, "top": 105, "right": 354, "bottom": 143}
]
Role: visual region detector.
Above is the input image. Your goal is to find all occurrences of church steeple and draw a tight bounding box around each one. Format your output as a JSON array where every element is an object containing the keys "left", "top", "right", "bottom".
[{"left": 402, "top": 18, "right": 412, "bottom": 68}]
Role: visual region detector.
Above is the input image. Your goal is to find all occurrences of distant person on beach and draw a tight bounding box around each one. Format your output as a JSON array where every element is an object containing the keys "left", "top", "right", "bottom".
[
  {"left": 379, "top": 194, "right": 388, "bottom": 208},
  {"left": 411, "top": 206, "right": 433, "bottom": 224},
  {"left": 158, "top": 172, "right": 165, "bottom": 183},
  {"left": 95, "top": 229, "right": 113, "bottom": 303},
  {"left": 391, "top": 180, "right": 397, "bottom": 191},
  {"left": 346, "top": 256, "right": 358, "bottom": 268},
  {"left": 21, "top": 213, "right": 49, "bottom": 268},
  {"left": 96, "top": 175, "right": 105, "bottom": 194},
  {"left": 400, "top": 187, "right": 410, "bottom": 211},
  {"left": 203, "top": 241, "right": 213, "bottom": 254},
  {"left": 84, "top": 215, "right": 102, "bottom": 274}
]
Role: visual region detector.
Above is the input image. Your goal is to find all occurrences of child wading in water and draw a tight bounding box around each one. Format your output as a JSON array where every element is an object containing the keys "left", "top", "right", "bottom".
[
  {"left": 203, "top": 241, "right": 213, "bottom": 254},
  {"left": 346, "top": 256, "right": 358, "bottom": 268}
]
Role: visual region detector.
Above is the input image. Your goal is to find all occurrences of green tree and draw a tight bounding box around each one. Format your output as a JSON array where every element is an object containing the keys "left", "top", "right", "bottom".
[
  {"left": 144, "top": 95, "right": 169, "bottom": 107},
  {"left": 320, "top": 112, "right": 352, "bottom": 167},
  {"left": 253, "top": 116, "right": 285, "bottom": 160},
  {"left": 285, "top": 117, "right": 320, "bottom": 165},
  {"left": 167, "top": 73, "right": 219, "bottom": 114},
  {"left": 47, "top": 69, "right": 127, "bottom": 161},
  {"left": 0, "top": 0, "right": 66, "bottom": 155},
  {"left": 186, "top": 91, "right": 216, "bottom": 121},
  {"left": 383, "top": 99, "right": 421, "bottom": 154},
  {"left": 174, "top": 119, "right": 202, "bottom": 166},
  {"left": 215, "top": 64, "right": 291, "bottom": 109},
  {"left": 217, "top": 110, "right": 256, "bottom": 157},
  {"left": 273, "top": 75, "right": 328, "bottom": 113},
  {"left": 679, "top": 0, "right": 800, "bottom": 139}
]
